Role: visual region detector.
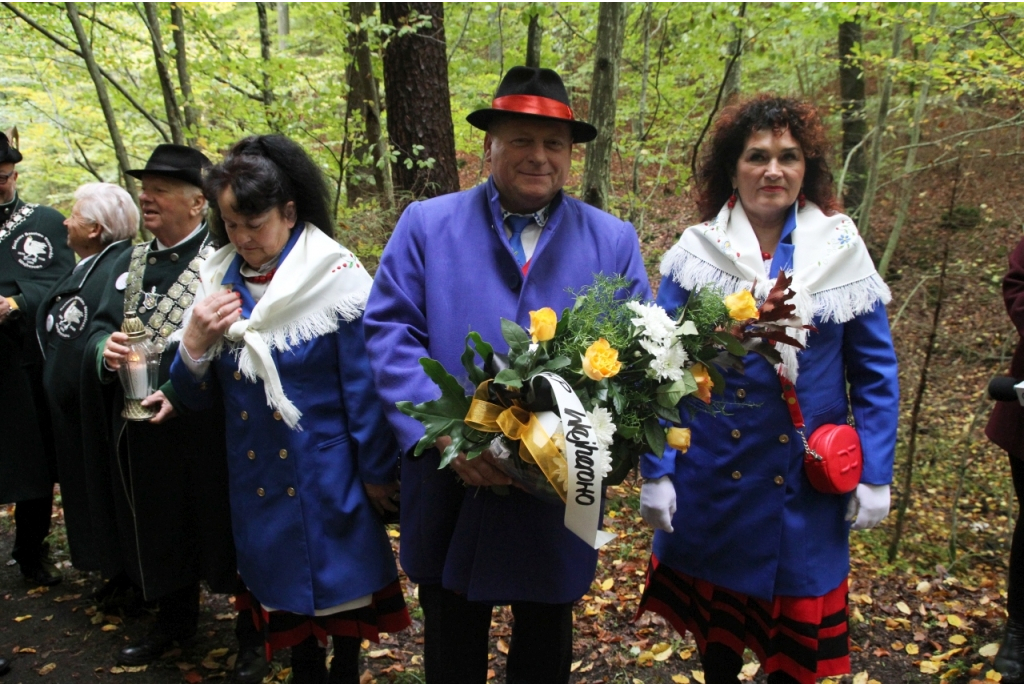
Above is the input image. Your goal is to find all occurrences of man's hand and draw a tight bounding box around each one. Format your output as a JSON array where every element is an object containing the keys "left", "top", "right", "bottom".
[
  {"left": 142, "top": 390, "right": 178, "bottom": 424},
  {"left": 0, "top": 297, "right": 12, "bottom": 325},
  {"left": 364, "top": 481, "right": 400, "bottom": 517},
  {"left": 437, "top": 436, "right": 513, "bottom": 487},
  {"left": 102, "top": 332, "right": 131, "bottom": 371}
]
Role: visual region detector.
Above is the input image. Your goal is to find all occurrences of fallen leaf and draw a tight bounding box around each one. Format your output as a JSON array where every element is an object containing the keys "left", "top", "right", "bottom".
[
  {"left": 89, "top": 612, "right": 105, "bottom": 625},
  {"left": 601, "top": 578, "right": 614, "bottom": 591},
  {"left": 214, "top": 612, "right": 234, "bottom": 621},
  {"left": 637, "top": 650, "right": 654, "bottom": 666},
  {"left": 917, "top": 581, "right": 932, "bottom": 593},
  {"left": 579, "top": 662, "right": 594, "bottom": 673},
  {"left": 987, "top": 669, "right": 1004, "bottom": 682},
  {"left": 17, "top": 647, "right": 36, "bottom": 654},
  {"left": 906, "top": 643, "right": 919, "bottom": 655},
  {"left": 950, "top": 634, "right": 967, "bottom": 645},
  {"left": 654, "top": 647, "right": 674, "bottom": 662},
  {"left": 891, "top": 641, "right": 905, "bottom": 651},
  {"left": 872, "top": 648, "right": 890, "bottom": 657},
  {"left": 201, "top": 658, "right": 222, "bottom": 670},
  {"left": 177, "top": 662, "right": 196, "bottom": 672},
  {"left": 206, "top": 647, "right": 229, "bottom": 659},
  {"left": 368, "top": 648, "right": 390, "bottom": 659},
  {"left": 497, "top": 638, "right": 509, "bottom": 655},
  {"left": 27, "top": 586, "right": 50, "bottom": 596},
  {"left": 101, "top": 624, "right": 118, "bottom": 632},
  {"left": 570, "top": 660, "right": 582, "bottom": 672},
  {"left": 387, "top": 529, "right": 400, "bottom": 538},
  {"left": 13, "top": 615, "right": 31, "bottom": 622},
  {"left": 53, "top": 594, "right": 81, "bottom": 603},
  {"left": 185, "top": 671, "right": 203, "bottom": 684},
  {"left": 853, "top": 671, "right": 869, "bottom": 684},
  {"left": 947, "top": 614, "right": 964, "bottom": 628},
  {"left": 896, "top": 601, "right": 911, "bottom": 615},
  {"left": 919, "top": 660, "right": 939, "bottom": 674},
  {"left": 36, "top": 663, "right": 56, "bottom": 676},
  {"left": 671, "top": 676, "right": 690, "bottom": 684},
  {"left": 680, "top": 649, "right": 693, "bottom": 660},
  {"left": 105, "top": 615, "right": 123, "bottom": 625},
  {"left": 692, "top": 670, "right": 706, "bottom": 684},
  {"left": 980, "top": 643, "right": 1000, "bottom": 658},
  {"left": 740, "top": 661, "right": 759, "bottom": 678}
]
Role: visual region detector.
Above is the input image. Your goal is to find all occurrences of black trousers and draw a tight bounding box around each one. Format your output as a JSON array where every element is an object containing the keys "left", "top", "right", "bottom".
[
  {"left": 11, "top": 493, "right": 53, "bottom": 568},
  {"left": 1009, "top": 456, "right": 1024, "bottom": 621},
  {"left": 418, "top": 583, "right": 573, "bottom": 684},
  {"left": 156, "top": 582, "right": 200, "bottom": 637}
]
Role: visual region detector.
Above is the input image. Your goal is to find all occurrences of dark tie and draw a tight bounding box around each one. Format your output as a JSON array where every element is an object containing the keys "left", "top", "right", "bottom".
[{"left": 506, "top": 215, "right": 532, "bottom": 268}]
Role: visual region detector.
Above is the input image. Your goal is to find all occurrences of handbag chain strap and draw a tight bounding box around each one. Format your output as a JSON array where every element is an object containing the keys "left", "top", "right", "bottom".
[{"left": 777, "top": 371, "right": 822, "bottom": 461}]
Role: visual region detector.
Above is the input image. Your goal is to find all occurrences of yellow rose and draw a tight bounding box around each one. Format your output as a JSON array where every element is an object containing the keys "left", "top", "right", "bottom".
[
  {"left": 581, "top": 338, "right": 622, "bottom": 380},
  {"left": 529, "top": 307, "right": 558, "bottom": 343},
  {"left": 724, "top": 289, "right": 759, "bottom": 321},
  {"left": 691, "top": 362, "right": 714, "bottom": 404},
  {"left": 666, "top": 427, "right": 691, "bottom": 453}
]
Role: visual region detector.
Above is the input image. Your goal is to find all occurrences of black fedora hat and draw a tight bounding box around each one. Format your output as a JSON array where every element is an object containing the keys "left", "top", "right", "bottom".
[
  {"left": 0, "top": 132, "right": 23, "bottom": 165},
  {"left": 127, "top": 144, "right": 211, "bottom": 188},
  {"left": 467, "top": 66, "right": 597, "bottom": 143}
]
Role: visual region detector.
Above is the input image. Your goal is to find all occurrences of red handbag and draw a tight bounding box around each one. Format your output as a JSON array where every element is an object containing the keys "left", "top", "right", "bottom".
[{"left": 779, "top": 373, "right": 862, "bottom": 495}]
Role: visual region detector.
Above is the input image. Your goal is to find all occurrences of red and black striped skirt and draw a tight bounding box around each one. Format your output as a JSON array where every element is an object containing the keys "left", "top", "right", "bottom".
[
  {"left": 236, "top": 579, "right": 411, "bottom": 659},
  {"left": 636, "top": 555, "right": 850, "bottom": 683}
]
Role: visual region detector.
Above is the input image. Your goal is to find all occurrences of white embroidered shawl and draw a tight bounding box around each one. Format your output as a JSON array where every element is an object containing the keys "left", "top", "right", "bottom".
[{"left": 660, "top": 200, "right": 891, "bottom": 381}]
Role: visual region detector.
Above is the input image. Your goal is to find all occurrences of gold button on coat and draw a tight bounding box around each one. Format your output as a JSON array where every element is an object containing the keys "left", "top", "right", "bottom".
[
  {"left": 273, "top": 411, "right": 282, "bottom": 421},
  {"left": 774, "top": 476, "right": 784, "bottom": 485},
  {"left": 730, "top": 429, "right": 741, "bottom": 439},
  {"left": 731, "top": 470, "right": 742, "bottom": 480},
  {"left": 279, "top": 449, "right": 288, "bottom": 459},
  {"left": 240, "top": 411, "right": 248, "bottom": 420},
  {"left": 257, "top": 487, "right": 265, "bottom": 496},
  {"left": 233, "top": 371, "right": 242, "bottom": 380},
  {"left": 247, "top": 450, "right": 255, "bottom": 460},
  {"left": 287, "top": 487, "right": 296, "bottom": 497},
  {"left": 736, "top": 388, "right": 747, "bottom": 399},
  {"left": 779, "top": 434, "right": 790, "bottom": 444}
]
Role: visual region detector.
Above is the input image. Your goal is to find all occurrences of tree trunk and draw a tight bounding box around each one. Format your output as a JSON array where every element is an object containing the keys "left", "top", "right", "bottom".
[
  {"left": 65, "top": 2, "right": 139, "bottom": 206},
  {"left": 858, "top": 22, "right": 903, "bottom": 241},
  {"left": 838, "top": 19, "right": 867, "bottom": 214},
  {"left": 525, "top": 12, "right": 542, "bottom": 68},
  {"left": 631, "top": 3, "right": 653, "bottom": 199},
  {"left": 581, "top": 2, "right": 627, "bottom": 211},
  {"left": 170, "top": 3, "right": 198, "bottom": 146},
  {"left": 380, "top": 2, "right": 459, "bottom": 200},
  {"left": 277, "top": 2, "right": 289, "bottom": 51},
  {"left": 878, "top": 4, "right": 938, "bottom": 278},
  {"left": 257, "top": 2, "right": 276, "bottom": 129},
  {"left": 344, "top": 2, "right": 389, "bottom": 208},
  {"left": 723, "top": 14, "right": 742, "bottom": 104},
  {"left": 141, "top": 2, "right": 184, "bottom": 146}
]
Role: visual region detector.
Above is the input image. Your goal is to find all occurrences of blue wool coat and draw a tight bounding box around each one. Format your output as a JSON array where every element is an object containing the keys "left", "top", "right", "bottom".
[
  {"left": 641, "top": 229, "right": 899, "bottom": 601},
  {"left": 170, "top": 229, "right": 400, "bottom": 616},
  {"left": 363, "top": 178, "right": 651, "bottom": 604}
]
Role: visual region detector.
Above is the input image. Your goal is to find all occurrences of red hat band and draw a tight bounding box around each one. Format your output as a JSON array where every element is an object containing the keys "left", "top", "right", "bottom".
[{"left": 491, "top": 95, "right": 575, "bottom": 122}]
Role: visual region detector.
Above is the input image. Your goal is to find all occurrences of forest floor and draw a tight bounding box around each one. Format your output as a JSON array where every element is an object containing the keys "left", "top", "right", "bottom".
[{"left": 2, "top": 109, "right": 1024, "bottom": 684}]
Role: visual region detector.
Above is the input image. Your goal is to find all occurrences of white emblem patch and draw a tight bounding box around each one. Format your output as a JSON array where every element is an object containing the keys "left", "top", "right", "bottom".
[
  {"left": 55, "top": 296, "right": 88, "bottom": 339},
  {"left": 12, "top": 231, "right": 53, "bottom": 269},
  {"left": 115, "top": 272, "right": 129, "bottom": 291}
]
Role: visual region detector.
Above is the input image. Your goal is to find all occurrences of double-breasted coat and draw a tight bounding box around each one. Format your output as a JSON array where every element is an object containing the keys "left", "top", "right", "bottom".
[
  {"left": 364, "top": 178, "right": 651, "bottom": 604},
  {"left": 85, "top": 227, "right": 236, "bottom": 599},
  {"left": 0, "top": 194, "right": 74, "bottom": 504},
  {"left": 37, "top": 239, "right": 131, "bottom": 573},
  {"left": 169, "top": 226, "right": 401, "bottom": 616},
  {"left": 641, "top": 215, "right": 899, "bottom": 601}
]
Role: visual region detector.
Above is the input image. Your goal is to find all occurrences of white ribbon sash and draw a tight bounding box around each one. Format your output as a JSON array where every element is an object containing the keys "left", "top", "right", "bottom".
[{"left": 537, "top": 372, "right": 617, "bottom": 549}]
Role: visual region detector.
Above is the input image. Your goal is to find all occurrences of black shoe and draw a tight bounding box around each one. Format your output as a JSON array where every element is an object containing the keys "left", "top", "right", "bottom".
[
  {"left": 0, "top": 656, "right": 10, "bottom": 676},
  {"left": 997, "top": 618, "right": 1024, "bottom": 683},
  {"left": 233, "top": 646, "right": 269, "bottom": 683},
  {"left": 117, "top": 626, "right": 194, "bottom": 666},
  {"left": 20, "top": 562, "right": 62, "bottom": 587}
]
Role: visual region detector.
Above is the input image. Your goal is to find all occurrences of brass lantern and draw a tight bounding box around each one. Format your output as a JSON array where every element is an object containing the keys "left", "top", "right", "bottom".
[{"left": 117, "top": 315, "right": 160, "bottom": 420}]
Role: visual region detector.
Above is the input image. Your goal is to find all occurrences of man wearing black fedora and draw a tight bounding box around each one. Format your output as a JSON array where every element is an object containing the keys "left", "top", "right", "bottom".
[
  {"left": 83, "top": 144, "right": 254, "bottom": 673},
  {"left": 0, "top": 130, "right": 74, "bottom": 601},
  {"left": 366, "top": 67, "right": 651, "bottom": 682}
]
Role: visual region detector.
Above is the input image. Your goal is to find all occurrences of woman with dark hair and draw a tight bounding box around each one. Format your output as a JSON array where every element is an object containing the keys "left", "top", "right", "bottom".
[
  {"left": 636, "top": 96, "right": 899, "bottom": 683},
  {"left": 158, "top": 134, "right": 409, "bottom": 682}
]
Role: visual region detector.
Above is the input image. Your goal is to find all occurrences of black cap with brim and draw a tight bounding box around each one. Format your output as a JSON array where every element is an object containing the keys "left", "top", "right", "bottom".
[
  {"left": 126, "top": 143, "right": 211, "bottom": 189},
  {"left": 0, "top": 132, "right": 23, "bottom": 165},
  {"left": 467, "top": 66, "right": 598, "bottom": 144}
]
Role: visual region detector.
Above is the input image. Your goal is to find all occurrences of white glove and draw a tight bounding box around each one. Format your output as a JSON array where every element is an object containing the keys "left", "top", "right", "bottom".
[
  {"left": 847, "top": 483, "right": 890, "bottom": 530},
  {"left": 640, "top": 476, "right": 677, "bottom": 533}
]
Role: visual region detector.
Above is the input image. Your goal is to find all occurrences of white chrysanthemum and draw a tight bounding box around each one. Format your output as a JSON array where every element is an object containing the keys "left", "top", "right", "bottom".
[
  {"left": 647, "top": 341, "right": 689, "bottom": 381},
  {"left": 554, "top": 454, "right": 569, "bottom": 487},
  {"left": 595, "top": 446, "right": 614, "bottom": 479},
  {"left": 587, "top": 406, "right": 617, "bottom": 447},
  {"left": 627, "top": 301, "right": 678, "bottom": 344}
]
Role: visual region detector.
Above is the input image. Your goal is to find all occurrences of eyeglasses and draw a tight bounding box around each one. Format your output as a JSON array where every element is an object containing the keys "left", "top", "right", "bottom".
[{"left": 0, "top": 172, "right": 14, "bottom": 185}]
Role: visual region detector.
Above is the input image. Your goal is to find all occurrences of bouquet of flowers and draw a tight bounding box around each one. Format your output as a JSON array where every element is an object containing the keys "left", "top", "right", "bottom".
[{"left": 398, "top": 273, "right": 807, "bottom": 547}]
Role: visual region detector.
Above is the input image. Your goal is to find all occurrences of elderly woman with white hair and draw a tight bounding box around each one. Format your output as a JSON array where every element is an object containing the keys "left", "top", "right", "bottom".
[{"left": 37, "top": 182, "right": 138, "bottom": 577}]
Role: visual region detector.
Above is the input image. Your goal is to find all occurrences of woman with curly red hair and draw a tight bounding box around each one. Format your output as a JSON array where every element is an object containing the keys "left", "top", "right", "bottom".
[{"left": 636, "top": 96, "right": 899, "bottom": 682}]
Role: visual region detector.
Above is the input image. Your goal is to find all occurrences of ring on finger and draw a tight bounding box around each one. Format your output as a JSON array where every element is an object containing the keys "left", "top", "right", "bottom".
[{"left": 216, "top": 308, "right": 223, "bottom": 319}]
